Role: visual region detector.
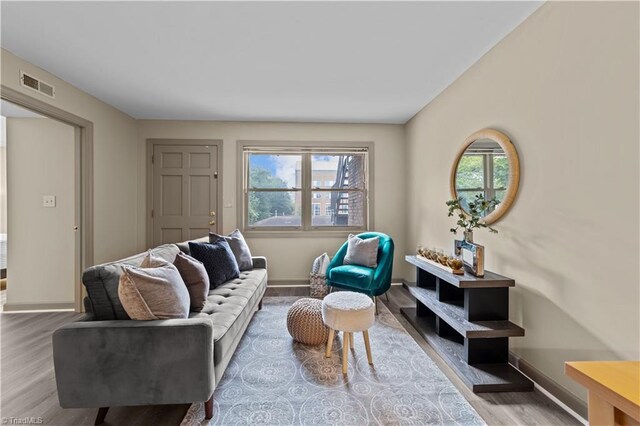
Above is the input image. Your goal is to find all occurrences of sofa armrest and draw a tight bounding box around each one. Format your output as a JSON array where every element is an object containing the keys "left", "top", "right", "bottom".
[
  {"left": 53, "top": 318, "right": 214, "bottom": 408},
  {"left": 252, "top": 256, "right": 267, "bottom": 269}
]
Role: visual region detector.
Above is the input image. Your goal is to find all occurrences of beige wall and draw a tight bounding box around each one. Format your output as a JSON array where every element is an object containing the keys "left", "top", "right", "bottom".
[
  {"left": 137, "top": 121, "right": 406, "bottom": 282},
  {"left": 1, "top": 49, "right": 139, "bottom": 264},
  {"left": 1, "top": 117, "right": 6, "bottom": 234},
  {"left": 404, "top": 1, "right": 639, "bottom": 404},
  {"left": 3, "top": 4, "right": 638, "bottom": 408},
  {"left": 6, "top": 117, "right": 75, "bottom": 305}
]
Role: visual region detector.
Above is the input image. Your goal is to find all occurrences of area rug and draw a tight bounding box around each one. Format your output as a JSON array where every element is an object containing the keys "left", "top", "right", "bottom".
[{"left": 181, "top": 297, "right": 486, "bottom": 426}]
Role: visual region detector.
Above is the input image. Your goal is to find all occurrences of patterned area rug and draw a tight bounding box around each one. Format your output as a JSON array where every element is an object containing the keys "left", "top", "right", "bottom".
[{"left": 181, "top": 297, "right": 485, "bottom": 426}]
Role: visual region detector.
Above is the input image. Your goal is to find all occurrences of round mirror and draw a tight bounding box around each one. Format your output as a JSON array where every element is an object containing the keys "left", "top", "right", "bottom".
[{"left": 450, "top": 129, "right": 520, "bottom": 225}]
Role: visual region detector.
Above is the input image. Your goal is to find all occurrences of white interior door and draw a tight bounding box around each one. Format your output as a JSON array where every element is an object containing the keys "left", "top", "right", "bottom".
[
  {"left": 152, "top": 144, "right": 219, "bottom": 246},
  {"left": 5, "top": 114, "right": 76, "bottom": 309}
]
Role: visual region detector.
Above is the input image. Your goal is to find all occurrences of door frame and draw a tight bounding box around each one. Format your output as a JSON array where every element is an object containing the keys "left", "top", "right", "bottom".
[
  {"left": 146, "top": 139, "right": 223, "bottom": 248},
  {"left": 1, "top": 85, "right": 94, "bottom": 313}
]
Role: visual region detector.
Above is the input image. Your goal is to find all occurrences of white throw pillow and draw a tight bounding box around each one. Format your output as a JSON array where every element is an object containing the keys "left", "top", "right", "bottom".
[
  {"left": 319, "top": 253, "right": 330, "bottom": 274},
  {"left": 311, "top": 252, "right": 330, "bottom": 275},
  {"left": 343, "top": 234, "right": 379, "bottom": 268}
]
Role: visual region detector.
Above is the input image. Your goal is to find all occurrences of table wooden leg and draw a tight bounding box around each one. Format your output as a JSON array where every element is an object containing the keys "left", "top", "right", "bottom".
[
  {"left": 363, "top": 330, "right": 373, "bottom": 365},
  {"left": 342, "top": 332, "right": 349, "bottom": 375},
  {"left": 325, "top": 328, "right": 335, "bottom": 358},
  {"left": 588, "top": 391, "right": 615, "bottom": 426},
  {"left": 349, "top": 332, "right": 354, "bottom": 349}
]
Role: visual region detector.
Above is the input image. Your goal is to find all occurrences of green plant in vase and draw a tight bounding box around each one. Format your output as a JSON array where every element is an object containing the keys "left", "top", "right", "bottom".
[{"left": 446, "top": 194, "right": 499, "bottom": 241}]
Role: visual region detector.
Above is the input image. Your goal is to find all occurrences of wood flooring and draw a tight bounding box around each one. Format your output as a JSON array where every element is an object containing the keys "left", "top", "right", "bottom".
[
  {"left": 1, "top": 311, "right": 191, "bottom": 425},
  {"left": 0, "top": 286, "right": 583, "bottom": 425},
  {"left": 384, "top": 286, "right": 583, "bottom": 426}
]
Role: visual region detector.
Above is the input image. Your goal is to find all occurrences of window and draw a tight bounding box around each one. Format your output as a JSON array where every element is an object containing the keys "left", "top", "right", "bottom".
[
  {"left": 242, "top": 146, "right": 369, "bottom": 232},
  {"left": 455, "top": 148, "right": 507, "bottom": 212}
]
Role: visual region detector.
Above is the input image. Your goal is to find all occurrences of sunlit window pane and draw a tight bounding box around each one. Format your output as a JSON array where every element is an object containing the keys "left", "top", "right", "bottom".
[
  {"left": 312, "top": 154, "right": 365, "bottom": 189},
  {"left": 493, "top": 155, "right": 508, "bottom": 189},
  {"left": 248, "top": 191, "right": 301, "bottom": 227},
  {"left": 312, "top": 191, "right": 364, "bottom": 227},
  {"left": 244, "top": 149, "right": 368, "bottom": 231},
  {"left": 248, "top": 154, "right": 301, "bottom": 189},
  {"left": 456, "top": 155, "right": 484, "bottom": 190},
  {"left": 457, "top": 190, "right": 484, "bottom": 212}
]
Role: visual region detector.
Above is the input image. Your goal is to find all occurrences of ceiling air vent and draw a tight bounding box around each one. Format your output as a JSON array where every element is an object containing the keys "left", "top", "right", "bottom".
[{"left": 20, "top": 71, "right": 55, "bottom": 99}]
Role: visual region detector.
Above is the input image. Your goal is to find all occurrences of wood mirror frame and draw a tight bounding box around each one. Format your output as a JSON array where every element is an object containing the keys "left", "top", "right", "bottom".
[{"left": 450, "top": 128, "right": 520, "bottom": 225}]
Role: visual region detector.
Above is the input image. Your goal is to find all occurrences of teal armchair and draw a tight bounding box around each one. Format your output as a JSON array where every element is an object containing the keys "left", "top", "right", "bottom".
[{"left": 326, "top": 232, "right": 394, "bottom": 298}]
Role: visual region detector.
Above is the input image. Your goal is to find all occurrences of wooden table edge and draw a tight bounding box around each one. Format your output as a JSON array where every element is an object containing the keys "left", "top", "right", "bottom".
[{"left": 565, "top": 362, "right": 640, "bottom": 422}]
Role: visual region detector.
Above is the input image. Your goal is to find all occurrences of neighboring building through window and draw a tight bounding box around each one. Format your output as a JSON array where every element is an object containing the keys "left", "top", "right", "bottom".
[{"left": 242, "top": 146, "right": 369, "bottom": 232}]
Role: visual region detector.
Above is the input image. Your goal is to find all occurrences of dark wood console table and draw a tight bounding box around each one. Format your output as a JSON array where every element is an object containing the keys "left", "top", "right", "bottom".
[{"left": 402, "top": 255, "right": 533, "bottom": 393}]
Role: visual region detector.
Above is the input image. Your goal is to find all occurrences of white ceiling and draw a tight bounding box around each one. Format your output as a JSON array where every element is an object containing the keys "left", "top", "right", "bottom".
[{"left": 1, "top": 1, "right": 542, "bottom": 124}]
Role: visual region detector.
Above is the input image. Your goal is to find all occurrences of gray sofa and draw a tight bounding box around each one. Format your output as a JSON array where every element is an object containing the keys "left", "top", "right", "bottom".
[{"left": 52, "top": 238, "right": 267, "bottom": 425}]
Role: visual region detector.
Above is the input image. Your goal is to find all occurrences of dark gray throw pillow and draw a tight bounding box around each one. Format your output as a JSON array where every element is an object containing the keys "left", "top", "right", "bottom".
[
  {"left": 173, "top": 252, "right": 210, "bottom": 312},
  {"left": 209, "top": 229, "right": 253, "bottom": 271},
  {"left": 189, "top": 241, "right": 240, "bottom": 288}
]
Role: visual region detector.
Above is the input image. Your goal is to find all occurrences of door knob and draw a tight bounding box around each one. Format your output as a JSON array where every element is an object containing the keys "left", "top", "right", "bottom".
[
  {"left": 210, "top": 211, "right": 216, "bottom": 217},
  {"left": 209, "top": 220, "right": 216, "bottom": 226}
]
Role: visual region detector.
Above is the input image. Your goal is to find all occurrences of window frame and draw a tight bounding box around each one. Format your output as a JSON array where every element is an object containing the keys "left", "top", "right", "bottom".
[
  {"left": 456, "top": 151, "right": 507, "bottom": 212},
  {"left": 237, "top": 141, "right": 373, "bottom": 237}
]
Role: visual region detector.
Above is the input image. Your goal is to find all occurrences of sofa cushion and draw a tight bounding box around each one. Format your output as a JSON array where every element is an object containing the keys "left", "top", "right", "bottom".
[
  {"left": 174, "top": 252, "right": 210, "bottom": 312},
  {"left": 189, "top": 241, "right": 240, "bottom": 288},
  {"left": 141, "top": 252, "right": 168, "bottom": 268},
  {"left": 175, "top": 236, "right": 208, "bottom": 255},
  {"left": 118, "top": 262, "right": 190, "bottom": 320},
  {"left": 82, "top": 244, "right": 180, "bottom": 320},
  {"left": 209, "top": 229, "right": 253, "bottom": 271},
  {"left": 199, "top": 268, "right": 267, "bottom": 368}
]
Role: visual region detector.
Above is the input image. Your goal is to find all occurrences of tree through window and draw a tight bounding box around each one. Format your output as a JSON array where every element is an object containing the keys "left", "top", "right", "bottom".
[{"left": 243, "top": 147, "right": 369, "bottom": 232}]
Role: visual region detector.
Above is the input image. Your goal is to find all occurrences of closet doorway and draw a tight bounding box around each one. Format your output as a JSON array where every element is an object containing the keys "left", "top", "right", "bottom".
[{"left": 0, "top": 86, "right": 93, "bottom": 312}]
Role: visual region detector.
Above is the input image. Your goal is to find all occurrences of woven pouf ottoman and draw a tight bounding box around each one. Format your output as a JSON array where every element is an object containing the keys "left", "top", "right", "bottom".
[
  {"left": 321, "top": 291, "right": 375, "bottom": 375},
  {"left": 287, "top": 298, "right": 330, "bottom": 345}
]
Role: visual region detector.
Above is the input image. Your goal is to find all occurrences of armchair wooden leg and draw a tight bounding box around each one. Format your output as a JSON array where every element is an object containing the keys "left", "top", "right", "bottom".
[
  {"left": 205, "top": 395, "right": 214, "bottom": 419},
  {"left": 94, "top": 407, "right": 109, "bottom": 425},
  {"left": 258, "top": 297, "right": 263, "bottom": 310},
  {"left": 325, "top": 328, "right": 335, "bottom": 357},
  {"left": 349, "top": 332, "right": 354, "bottom": 349}
]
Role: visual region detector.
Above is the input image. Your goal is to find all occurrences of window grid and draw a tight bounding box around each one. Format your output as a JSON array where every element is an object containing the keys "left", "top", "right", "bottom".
[
  {"left": 456, "top": 153, "right": 506, "bottom": 212},
  {"left": 243, "top": 148, "right": 368, "bottom": 232}
]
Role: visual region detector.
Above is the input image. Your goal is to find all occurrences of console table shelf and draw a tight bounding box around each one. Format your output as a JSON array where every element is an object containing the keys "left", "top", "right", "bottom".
[
  {"left": 402, "top": 255, "right": 533, "bottom": 393},
  {"left": 406, "top": 285, "right": 525, "bottom": 339}
]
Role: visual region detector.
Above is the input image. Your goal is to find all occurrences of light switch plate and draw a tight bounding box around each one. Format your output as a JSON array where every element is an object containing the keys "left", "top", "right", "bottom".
[{"left": 43, "top": 195, "right": 56, "bottom": 207}]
